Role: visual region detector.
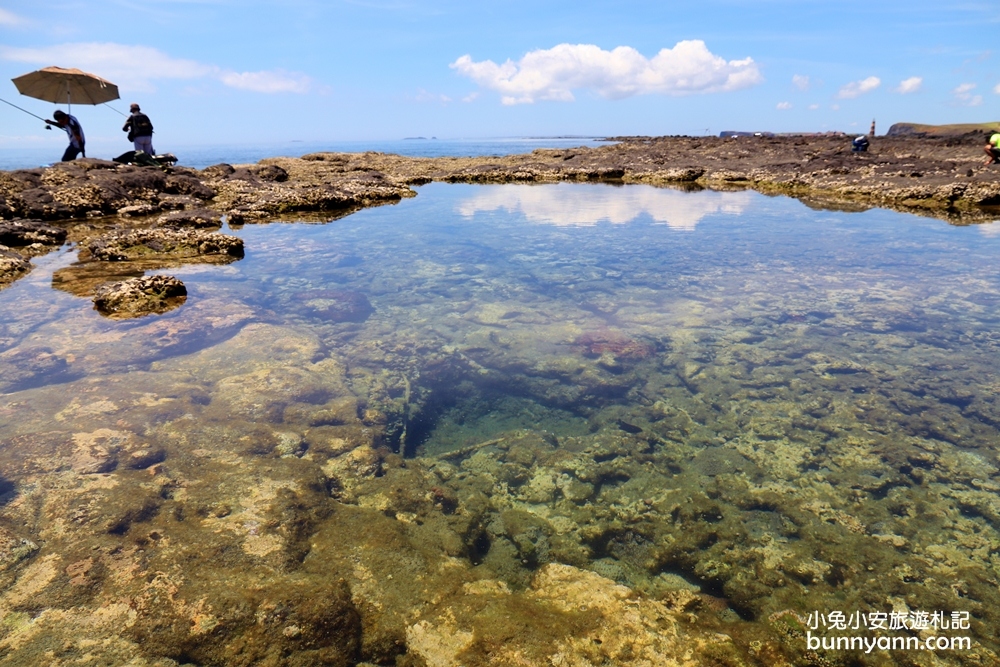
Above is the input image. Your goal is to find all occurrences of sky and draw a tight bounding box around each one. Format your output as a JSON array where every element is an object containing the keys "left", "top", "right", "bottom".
[{"left": 0, "top": 0, "right": 997, "bottom": 150}]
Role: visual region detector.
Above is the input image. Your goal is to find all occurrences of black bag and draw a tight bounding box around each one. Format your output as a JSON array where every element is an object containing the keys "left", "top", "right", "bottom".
[{"left": 129, "top": 113, "right": 153, "bottom": 139}]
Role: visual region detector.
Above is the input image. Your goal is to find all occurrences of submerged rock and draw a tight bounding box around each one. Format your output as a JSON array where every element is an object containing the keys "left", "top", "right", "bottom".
[
  {"left": 293, "top": 289, "right": 375, "bottom": 323},
  {"left": 92, "top": 275, "right": 188, "bottom": 319}
]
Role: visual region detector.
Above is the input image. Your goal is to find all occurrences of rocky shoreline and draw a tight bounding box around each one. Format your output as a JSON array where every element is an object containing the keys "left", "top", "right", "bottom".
[{"left": 1, "top": 133, "right": 999, "bottom": 304}]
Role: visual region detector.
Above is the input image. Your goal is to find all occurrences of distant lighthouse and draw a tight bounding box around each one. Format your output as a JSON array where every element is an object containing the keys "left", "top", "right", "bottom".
[{"left": 870, "top": 119, "right": 876, "bottom": 137}]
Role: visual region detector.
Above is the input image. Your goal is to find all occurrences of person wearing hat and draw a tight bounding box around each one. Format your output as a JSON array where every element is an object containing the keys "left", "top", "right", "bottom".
[
  {"left": 44, "top": 110, "right": 85, "bottom": 161},
  {"left": 122, "top": 103, "right": 155, "bottom": 156}
]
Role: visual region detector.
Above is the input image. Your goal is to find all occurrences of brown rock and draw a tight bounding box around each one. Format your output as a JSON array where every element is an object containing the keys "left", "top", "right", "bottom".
[
  {"left": 0, "top": 247, "right": 30, "bottom": 288},
  {"left": 0, "top": 219, "right": 68, "bottom": 246},
  {"left": 86, "top": 228, "right": 244, "bottom": 261},
  {"left": 154, "top": 207, "right": 223, "bottom": 229},
  {"left": 92, "top": 275, "right": 187, "bottom": 319}
]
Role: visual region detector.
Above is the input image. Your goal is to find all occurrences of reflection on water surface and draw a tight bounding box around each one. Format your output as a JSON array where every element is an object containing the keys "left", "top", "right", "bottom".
[
  {"left": 457, "top": 182, "right": 752, "bottom": 229},
  {"left": 1, "top": 182, "right": 999, "bottom": 665}
]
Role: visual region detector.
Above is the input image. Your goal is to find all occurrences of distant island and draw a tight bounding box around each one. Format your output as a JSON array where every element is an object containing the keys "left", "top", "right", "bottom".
[{"left": 886, "top": 122, "right": 1000, "bottom": 137}]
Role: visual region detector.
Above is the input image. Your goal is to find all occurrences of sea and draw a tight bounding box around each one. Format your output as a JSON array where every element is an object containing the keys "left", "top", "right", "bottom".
[{"left": 0, "top": 136, "right": 611, "bottom": 171}]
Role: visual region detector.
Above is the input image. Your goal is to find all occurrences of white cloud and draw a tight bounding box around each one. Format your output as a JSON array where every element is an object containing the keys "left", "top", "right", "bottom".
[
  {"left": 412, "top": 88, "right": 452, "bottom": 103},
  {"left": 808, "top": 103, "right": 820, "bottom": 110},
  {"left": 462, "top": 92, "right": 479, "bottom": 103},
  {"left": 995, "top": 82, "right": 1000, "bottom": 94},
  {"left": 978, "top": 221, "right": 1000, "bottom": 237},
  {"left": 0, "top": 42, "right": 311, "bottom": 94},
  {"left": 776, "top": 101, "right": 792, "bottom": 110},
  {"left": 792, "top": 74, "right": 810, "bottom": 91},
  {"left": 457, "top": 183, "right": 751, "bottom": 231},
  {"left": 219, "top": 69, "right": 311, "bottom": 94},
  {"left": 837, "top": 76, "right": 881, "bottom": 99},
  {"left": 894, "top": 76, "right": 922, "bottom": 94},
  {"left": 450, "top": 41, "right": 762, "bottom": 105},
  {"left": 0, "top": 9, "right": 25, "bottom": 26},
  {"left": 953, "top": 82, "right": 982, "bottom": 106}
]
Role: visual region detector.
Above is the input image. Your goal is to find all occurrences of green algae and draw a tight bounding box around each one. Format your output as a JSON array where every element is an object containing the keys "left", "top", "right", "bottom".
[{"left": 0, "top": 183, "right": 999, "bottom": 665}]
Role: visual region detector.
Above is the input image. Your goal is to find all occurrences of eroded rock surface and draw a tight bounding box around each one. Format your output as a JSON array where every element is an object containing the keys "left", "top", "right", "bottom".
[
  {"left": 0, "top": 248, "right": 30, "bottom": 288},
  {"left": 92, "top": 275, "right": 187, "bottom": 319},
  {"left": 0, "top": 160, "right": 213, "bottom": 221},
  {"left": 0, "top": 219, "right": 68, "bottom": 247},
  {"left": 86, "top": 227, "right": 244, "bottom": 261},
  {"left": 154, "top": 207, "right": 223, "bottom": 229}
]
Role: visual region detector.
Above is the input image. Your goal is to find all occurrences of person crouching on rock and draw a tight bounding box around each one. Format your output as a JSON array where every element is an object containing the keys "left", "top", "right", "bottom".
[
  {"left": 45, "top": 110, "right": 86, "bottom": 161},
  {"left": 123, "top": 103, "right": 155, "bottom": 156},
  {"left": 984, "top": 132, "right": 1000, "bottom": 165}
]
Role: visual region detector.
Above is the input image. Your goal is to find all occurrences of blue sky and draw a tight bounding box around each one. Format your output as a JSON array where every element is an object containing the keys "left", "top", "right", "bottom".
[{"left": 0, "top": 1, "right": 997, "bottom": 150}]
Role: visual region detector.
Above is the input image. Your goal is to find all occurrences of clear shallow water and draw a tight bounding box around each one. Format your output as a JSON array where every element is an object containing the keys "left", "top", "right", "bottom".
[
  {"left": 0, "top": 136, "right": 609, "bottom": 170},
  {"left": 1, "top": 184, "right": 999, "bottom": 664}
]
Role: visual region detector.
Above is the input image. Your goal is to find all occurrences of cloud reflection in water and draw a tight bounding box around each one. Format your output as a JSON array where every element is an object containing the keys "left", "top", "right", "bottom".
[{"left": 456, "top": 183, "right": 752, "bottom": 230}]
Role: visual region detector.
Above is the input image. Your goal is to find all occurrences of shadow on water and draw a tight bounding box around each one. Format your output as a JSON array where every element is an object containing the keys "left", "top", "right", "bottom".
[{"left": 0, "top": 475, "right": 16, "bottom": 507}]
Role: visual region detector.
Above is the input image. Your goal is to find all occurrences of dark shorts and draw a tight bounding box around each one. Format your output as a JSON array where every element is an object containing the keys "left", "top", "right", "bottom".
[{"left": 61, "top": 145, "right": 84, "bottom": 161}]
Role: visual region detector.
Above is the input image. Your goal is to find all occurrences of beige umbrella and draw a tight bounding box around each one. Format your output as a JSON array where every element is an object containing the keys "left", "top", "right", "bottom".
[{"left": 12, "top": 66, "right": 119, "bottom": 112}]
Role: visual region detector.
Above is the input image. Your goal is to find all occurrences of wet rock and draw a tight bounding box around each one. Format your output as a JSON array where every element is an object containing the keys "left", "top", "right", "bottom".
[
  {"left": 157, "top": 193, "right": 202, "bottom": 211},
  {"left": 0, "top": 247, "right": 30, "bottom": 288},
  {"left": 154, "top": 207, "right": 223, "bottom": 229},
  {"left": 0, "top": 219, "right": 68, "bottom": 246},
  {"left": 92, "top": 275, "right": 187, "bottom": 319},
  {"left": 164, "top": 172, "right": 215, "bottom": 199},
  {"left": 86, "top": 228, "right": 244, "bottom": 261},
  {"left": 115, "top": 203, "right": 160, "bottom": 217}
]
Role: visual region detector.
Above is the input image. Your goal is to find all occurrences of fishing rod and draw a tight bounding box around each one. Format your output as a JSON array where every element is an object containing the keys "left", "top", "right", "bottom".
[
  {"left": 103, "top": 102, "right": 126, "bottom": 117},
  {"left": 0, "top": 96, "right": 50, "bottom": 124}
]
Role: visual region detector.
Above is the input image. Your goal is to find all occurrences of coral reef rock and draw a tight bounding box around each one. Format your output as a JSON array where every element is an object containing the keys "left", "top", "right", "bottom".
[
  {"left": 86, "top": 227, "right": 244, "bottom": 261},
  {"left": 0, "top": 219, "right": 68, "bottom": 247},
  {"left": 92, "top": 274, "right": 188, "bottom": 319},
  {"left": 0, "top": 247, "right": 30, "bottom": 288}
]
